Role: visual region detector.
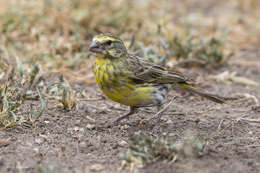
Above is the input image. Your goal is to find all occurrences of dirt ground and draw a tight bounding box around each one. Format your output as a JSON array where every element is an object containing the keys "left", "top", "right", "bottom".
[
  {"left": 0, "top": 49, "right": 259, "bottom": 173},
  {"left": 0, "top": 0, "right": 260, "bottom": 172}
]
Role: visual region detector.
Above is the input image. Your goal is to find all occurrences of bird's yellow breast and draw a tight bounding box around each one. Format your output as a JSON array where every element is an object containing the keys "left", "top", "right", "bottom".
[{"left": 93, "top": 58, "right": 155, "bottom": 106}]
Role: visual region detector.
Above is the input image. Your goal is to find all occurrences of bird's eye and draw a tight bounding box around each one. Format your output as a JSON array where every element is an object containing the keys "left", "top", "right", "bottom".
[{"left": 105, "top": 40, "right": 112, "bottom": 45}]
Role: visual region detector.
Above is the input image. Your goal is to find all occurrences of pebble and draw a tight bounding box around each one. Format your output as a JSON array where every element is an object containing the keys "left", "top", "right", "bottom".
[
  {"left": 118, "top": 140, "right": 127, "bottom": 147},
  {"left": 90, "top": 164, "right": 103, "bottom": 172},
  {"left": 120, "top": 124, "right": 129, "bottom": 130},
  {"left": 35, "top": 137, "right": 44, "bottom": 145},
  {"left": 74, "top": 126, "right": 84, "bottom": 132},
  {"left": 166, "top": 119, "right": 173, "bottom": 124},
  {"left": 86, "top": 124, "right": 96, "bottom": 130},
  {"left": 33, "top": 147, "right": 39, "bottom": 153}
]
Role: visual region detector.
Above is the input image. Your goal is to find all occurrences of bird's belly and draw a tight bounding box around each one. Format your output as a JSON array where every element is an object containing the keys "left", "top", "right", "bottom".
[
  {"left": 101, "top": 85, "right": 139, "bottom": 106},
  {"left": 100, "top": 84, "right": 168, "bottom": 107},
  {"left": 96, "top": 76, "right": 169, "bottom": 107}
]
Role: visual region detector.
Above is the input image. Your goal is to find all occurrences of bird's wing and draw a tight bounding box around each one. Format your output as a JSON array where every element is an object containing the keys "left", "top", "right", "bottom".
[{"left": 125, "top": 54, "right": 187, "bottom": 84}]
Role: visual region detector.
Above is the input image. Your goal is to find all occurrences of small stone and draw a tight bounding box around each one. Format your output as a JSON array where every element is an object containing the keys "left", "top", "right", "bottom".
[
  {"left": 75, "top": 120, "right": 81, "bottom": 125},
  {"left": 35, "top": 138, "right": 44, "bottom": 145},
  {"left": 33, "top": 147, "right": 39, "bottom": 153},
  {"left": 78, "top": 141, "right": 87, "bottom": 148},
  {"left": 169, "top": 133, "right": 176, "bottom": 137},
  {"left": 101, "top": 139, "right": 107, "bottom": 143},
  {"left": 120, "top": 124, "right": 129, "bottom": 130},
  {"left": 118, "top": 140, "right": 127, "bottom": 147},
  {"left": 86, "top": 124, "right": 96, "bottom": 130},
  {"left": 90, "top": 164, "right": 103, "bottom": 172},
  {"left": 74, "top": 126, "right": 84, "bottom": 132},
  {"left": 78, "top": 102, "right": 85, "bottom": 109},
  {"left": 195, "top": 118, "right": 200, "bottom": 124},
  {"left": 78, "top": 142, "right": 89, "bottom": 153},
  {"left": 112, "top": 144, "right": 118, "bottom": 149},
  {"left": 166, "top": 119, "right": 173, "bottom": 124},
  {"left": 161, "top": 117, "right": 168, "bottom": 122}
]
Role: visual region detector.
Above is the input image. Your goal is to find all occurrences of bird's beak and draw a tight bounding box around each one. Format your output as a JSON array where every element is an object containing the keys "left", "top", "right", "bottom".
[{"left": 88, "top": 41, "right": 102, "bottom": 53}]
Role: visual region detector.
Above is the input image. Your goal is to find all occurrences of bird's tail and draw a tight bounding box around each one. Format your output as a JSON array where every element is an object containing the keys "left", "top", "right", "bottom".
[{"left": 175, "top": 83, "right": 225, "bottom": 104}]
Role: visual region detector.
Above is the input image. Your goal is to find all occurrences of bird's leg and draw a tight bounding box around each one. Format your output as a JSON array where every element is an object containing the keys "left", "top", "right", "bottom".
[
  {"left": 152, "top": 105, "right": 164, "bottom": 133},
  {"left": 106, "top": 106, "right": 137, "bottom": 127},
  {"left": 152, "top": 97, "right": 176, "bottom": 133}
]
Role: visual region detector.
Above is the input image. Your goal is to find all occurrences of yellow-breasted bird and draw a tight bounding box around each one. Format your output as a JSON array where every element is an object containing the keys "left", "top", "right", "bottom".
[{"left": 89, "top": 33, "right": 224, "bottom": 130}]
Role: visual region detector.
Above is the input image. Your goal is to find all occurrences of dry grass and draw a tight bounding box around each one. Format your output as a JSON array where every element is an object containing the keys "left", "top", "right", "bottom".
[
  {"left": 0, "top": 0, "right": 258, "bottom": 73},
  {"left": 121, "top": 131, "right": 208, "bottom": 169},
  {"left": 0, "top": 0, "right": 259, "bottom": 167},
  {"left": 0, "top": 0, "right": 259, "bottom": 143}
]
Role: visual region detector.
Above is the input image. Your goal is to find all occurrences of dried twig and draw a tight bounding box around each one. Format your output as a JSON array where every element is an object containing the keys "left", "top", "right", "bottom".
[
  {"left": 148, "top": 97, "right": 176, "bottom": 121},
  {"left": 239, "top": 118, "right": 260, "bottom": 123},
  {"left": 217, "top": 119, "right": 225, "bottom": 130},
  {"left": 245, "top": 145, "right": 260, "bottom": 148},
  {"left": 78, "top": 97, "right": 103, "bottom": 101},
  {"left": 231, "top": 60, "right": 260, "bottom": 67},
  {"left": 209, "top": 71, "right": 260, "bottom": 86}
]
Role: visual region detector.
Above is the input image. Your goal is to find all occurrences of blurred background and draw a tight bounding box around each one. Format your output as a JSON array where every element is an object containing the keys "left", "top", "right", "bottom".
[
  {"left": 0, "top": 0, "right": 259, "bottom": 82},
  {"left": 0, "top": 1, "right": 260, "bottom": 172}
]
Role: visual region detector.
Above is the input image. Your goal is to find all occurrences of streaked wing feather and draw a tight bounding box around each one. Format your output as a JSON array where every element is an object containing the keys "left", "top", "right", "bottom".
[{"left": 126, "top": 54, "right": 186, "bottom": 84}]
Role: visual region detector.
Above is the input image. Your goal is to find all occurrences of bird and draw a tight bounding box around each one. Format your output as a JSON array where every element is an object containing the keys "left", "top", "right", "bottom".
[{"left": 88, "top": 33, "right": 224, "bottom": 130}]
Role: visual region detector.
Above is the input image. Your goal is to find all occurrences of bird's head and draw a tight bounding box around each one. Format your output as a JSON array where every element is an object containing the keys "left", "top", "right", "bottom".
[{"left": 89, "top": 33, "right": 127, "bottom": 59}]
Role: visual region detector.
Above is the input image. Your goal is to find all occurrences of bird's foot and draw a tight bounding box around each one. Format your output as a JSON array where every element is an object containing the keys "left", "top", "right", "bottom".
[{"left": 95, "top": 106, "right": 136, "bottom": 130}]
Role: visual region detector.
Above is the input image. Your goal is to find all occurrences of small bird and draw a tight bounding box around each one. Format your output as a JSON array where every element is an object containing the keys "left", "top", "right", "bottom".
[{"left": 89, "top": 33, "right": 224, "bottom": 130}]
